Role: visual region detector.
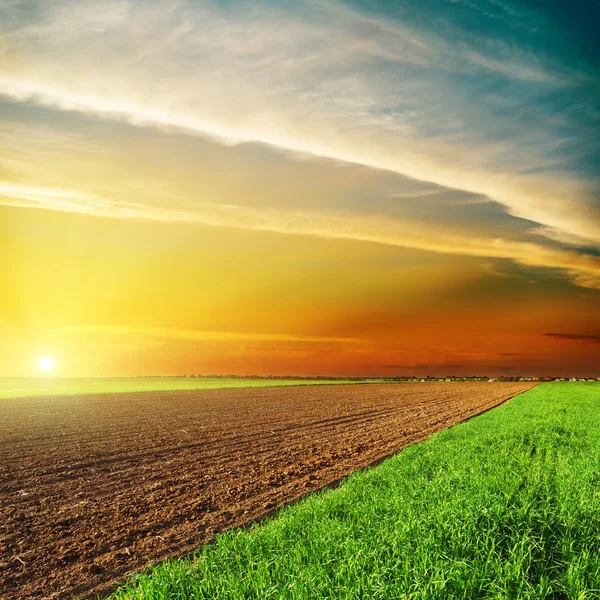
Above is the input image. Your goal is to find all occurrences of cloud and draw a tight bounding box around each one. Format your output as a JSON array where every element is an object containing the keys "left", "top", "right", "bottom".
[
  {"left": 530, "top": 226, "right": 600, "bottom": 250},
  {"left": 0, "top": 0, "right": 598, "bottom": 248},
  {"left": 50, "top": 325, "right": 361, "bottom": 344},
  {"left": 3, "top": 182, "right": 600, "bottom": 289},
  {"left": 480, "top": 262, "right": 529, "bottom": 280},
  {"left": 384, "top": 362, "right": 466, "bottom": 370},
  {"left": 543, "top": 333, "right": 600, "bottom": 343},
  {"left": 384, "top": 364, "right": 428, "bottom": 370},
  {"left": 0, "top": 182, "right": 134, "bottom": 215}
]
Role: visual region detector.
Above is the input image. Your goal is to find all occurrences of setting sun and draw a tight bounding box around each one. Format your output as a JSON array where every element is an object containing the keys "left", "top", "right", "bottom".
[{"left": 37, "top": 357, "right": 53, "bottom": 372}]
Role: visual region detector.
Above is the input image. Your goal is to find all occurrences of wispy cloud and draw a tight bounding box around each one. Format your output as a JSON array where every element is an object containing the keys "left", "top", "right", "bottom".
[
  {"left": 530, "top": 226, "right": 600, "bottom": 250},
  {"left": 51, "top": 325, "right": 361, "bottom": 344},
  {"left": 543, "top": 333, "right": 600, "bottom": 343},
  {"left": 384, "top": 362, "right": 467, "bottom": 371},
  {"left": 0, "top": 182, "right": 133, "bottom": 214}
]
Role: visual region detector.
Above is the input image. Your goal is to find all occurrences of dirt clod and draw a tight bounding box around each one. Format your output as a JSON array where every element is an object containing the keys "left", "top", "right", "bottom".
[{"left": 87, "top": 564, "right": 104, "bottom": 575}]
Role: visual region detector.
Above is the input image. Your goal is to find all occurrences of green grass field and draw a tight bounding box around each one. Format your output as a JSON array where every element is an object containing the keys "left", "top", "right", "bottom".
[
  {"left": 0, "top": 377, "right": 369, "bottom": 399},
  {"left": 110, "top": 382, "right": 600, "bottom": 599}
]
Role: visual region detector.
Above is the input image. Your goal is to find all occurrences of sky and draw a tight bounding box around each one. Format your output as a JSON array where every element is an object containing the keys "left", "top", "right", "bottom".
[{"left": 1, "top": 0, "right": 599, "bottom": 378}]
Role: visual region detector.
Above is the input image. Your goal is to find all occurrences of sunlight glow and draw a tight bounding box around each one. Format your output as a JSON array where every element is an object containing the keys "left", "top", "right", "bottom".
[{"left": 38, "top": 357, "right": 53, "bottom": 372}]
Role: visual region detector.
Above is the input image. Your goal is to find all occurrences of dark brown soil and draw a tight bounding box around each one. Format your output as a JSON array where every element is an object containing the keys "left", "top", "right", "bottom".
[{"left": 0, "top": 382, "right": 534, "bottom": 599}]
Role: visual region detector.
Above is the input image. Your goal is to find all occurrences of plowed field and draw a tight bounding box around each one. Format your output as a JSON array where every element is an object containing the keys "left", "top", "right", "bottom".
[{"left": 0, "top": 382, "right": 534, "bottom": 599}]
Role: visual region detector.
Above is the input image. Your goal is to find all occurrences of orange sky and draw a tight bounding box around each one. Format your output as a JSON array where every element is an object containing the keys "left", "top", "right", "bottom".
[
  {"left": 2, "top": 203, "right": 599, "bottom": 378},
  {"left": 1, "top": 1, "right": 599, "bottom": 378}
]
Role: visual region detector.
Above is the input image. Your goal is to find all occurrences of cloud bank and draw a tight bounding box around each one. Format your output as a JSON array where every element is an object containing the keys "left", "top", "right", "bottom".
[
  {"left": 3, "top": 181, "right": 600, "bottom": 289},
  {"left": 1, "top": 0, "right": 599, "bottom": 285}
]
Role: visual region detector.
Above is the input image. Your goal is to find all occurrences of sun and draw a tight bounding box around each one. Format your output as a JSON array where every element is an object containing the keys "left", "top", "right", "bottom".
[{"left": 38, "top": 357, "right": 54, "bottom": 372}]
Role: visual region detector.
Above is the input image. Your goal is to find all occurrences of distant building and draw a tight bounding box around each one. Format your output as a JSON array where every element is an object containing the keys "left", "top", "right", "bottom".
[
  {"left": 488, "top": 378, "right": 495, "bottom": 382},
  {"left": 570, "top": 377, "right": 577, "bottom": 381}
]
